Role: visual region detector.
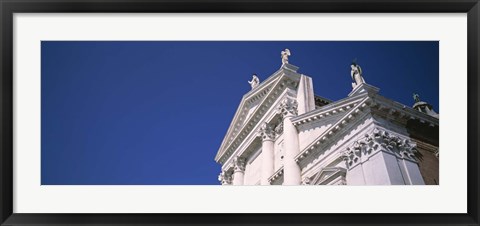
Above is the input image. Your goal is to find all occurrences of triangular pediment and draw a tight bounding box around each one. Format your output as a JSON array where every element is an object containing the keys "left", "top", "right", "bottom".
[
  {"left": 215, "top": 64, "right": 302, "bottom": 164},
  {"left": 310, "top": 167, "right": 346, "bottom": 185}
]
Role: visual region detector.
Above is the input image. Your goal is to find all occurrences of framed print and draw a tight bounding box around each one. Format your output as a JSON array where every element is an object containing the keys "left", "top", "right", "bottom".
[{"left": 1, "top": 0, "right": 479, "bottom": 225}]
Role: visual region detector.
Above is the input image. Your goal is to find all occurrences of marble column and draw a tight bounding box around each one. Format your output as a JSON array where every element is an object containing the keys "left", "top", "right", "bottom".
[
  {"left": 232, "top": 156, "right": 246, "bottom": 185},
  {"left": 278, "top": 98, "right": 301, "bottom": 185},
  {"left": 259, "top": 122, "right": 275, "bottom": 185}
]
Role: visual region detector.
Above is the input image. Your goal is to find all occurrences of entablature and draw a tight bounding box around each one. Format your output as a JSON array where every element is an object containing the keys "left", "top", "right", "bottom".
[{"left": 370, "top": 95, "right": 439, "bottom": 128}]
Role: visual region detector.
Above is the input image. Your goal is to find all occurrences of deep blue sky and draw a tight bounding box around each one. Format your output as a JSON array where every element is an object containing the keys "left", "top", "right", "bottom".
[{"left": 41, "top": 41, "right": 438, "bottom": 185}]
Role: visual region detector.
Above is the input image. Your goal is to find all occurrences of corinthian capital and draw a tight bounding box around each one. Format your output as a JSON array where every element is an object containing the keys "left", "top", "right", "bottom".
[
  {"left": 218, "top": 171, "right": 232, "bottom": 185},
  {"left": 278, "top": 97, "right": 298, "bottom": 117},
  {"left": 342, "top": 128, "right": 419, "bottom": 169},
  {"left": 258, "top": 122, "right": 275, "bottom": 141},
  {"left": 233, "top": 156, "right": 246, "bottom": 172}
]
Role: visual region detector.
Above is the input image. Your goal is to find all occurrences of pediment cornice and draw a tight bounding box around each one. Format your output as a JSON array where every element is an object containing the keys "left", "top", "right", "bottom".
[
  {"left": 215, "top": 67, "right": 303, "bottom": 164},
  {"left": 292, "top": 94, "right": 367, "bottom": 126},
  {"left": 268, "top": 166, "right": 284, "bottom": 184},
  {"left": 294, "top": 97, "right": 373, "bottom": 164},
  {"left": 370, "top": 95, "right": 439, "bottom": 126},
  {"left": 309, "top": 167, "right": 346, "bottom": 185}
]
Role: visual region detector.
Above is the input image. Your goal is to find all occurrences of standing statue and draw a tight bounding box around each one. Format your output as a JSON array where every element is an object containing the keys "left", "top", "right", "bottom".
[
  {"left": 413, "top": 93, "right": 421, "bottom": 103},
  {"left": 248, "top": 74, "right": 260, "bottom": 89},
  {"left": 281, "top": 49, "right": 291, "bottom": 65},
  {"left": 350, "top": 60, "right": 365, "bottom": 88}
]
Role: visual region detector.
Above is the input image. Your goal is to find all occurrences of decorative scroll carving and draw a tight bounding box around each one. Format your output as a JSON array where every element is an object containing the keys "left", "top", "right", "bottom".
[
  {"left": 342, "top": 128, "right": 418, "bottom": 169},
  {"left": 233, "top": 156, "right": 246, "bottom": 172},
  {"left": 278, "top": 98, "right": 298, "bottom": 117},
  {"left": 258, "top": 122, "right": 275, "bottom": 141},
  {"left": 218, "top": 171, "right": 232, "bottom": 185}
]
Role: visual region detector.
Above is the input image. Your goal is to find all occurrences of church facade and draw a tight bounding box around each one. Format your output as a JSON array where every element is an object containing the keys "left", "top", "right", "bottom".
[{"left": 215, "top": 50, "right": 439, "bottom": 185}]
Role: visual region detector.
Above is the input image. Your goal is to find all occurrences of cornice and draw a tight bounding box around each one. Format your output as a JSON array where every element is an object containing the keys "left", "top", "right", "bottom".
[
  {"left": 370, "top": 95, "right": 439, "bottom": 127},
  {"left": 268, "top": 166, "right": 284, "bottom": 184},
  {"left": 292, "top": 94, "right": 366, "bottom": 126}
]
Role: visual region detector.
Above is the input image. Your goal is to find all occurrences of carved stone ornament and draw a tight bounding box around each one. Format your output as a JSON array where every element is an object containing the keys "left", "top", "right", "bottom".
[
  {"left": 274, "top": 121, "right": 284, "bottom": 135},
  {"left": 258, "top": 122, "right": 275, "bottom": 141},
  {"left": 278, "top": 97, "right": 298, "bottom": 117},
  {"left": 218, "top": 171, "right": 232, "bottom": 185},
  {"left": 233, "top": 156, "right": 246, "bottom": 172},
  {"left": 301, "top": 177, "right": 311, "bottom": 185},
  {"left": 342, "top": 128, "right": 418, "bottom": 169}
]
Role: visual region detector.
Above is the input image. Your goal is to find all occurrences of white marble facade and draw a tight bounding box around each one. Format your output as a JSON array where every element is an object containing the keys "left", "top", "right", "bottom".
[{"left": 215, "top": 53, "right": 439, "bottom": 186}]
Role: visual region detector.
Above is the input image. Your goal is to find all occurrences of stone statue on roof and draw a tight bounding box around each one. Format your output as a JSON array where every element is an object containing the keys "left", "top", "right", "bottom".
[
  {"left": 281, "top": 49, "right": 291, "bottom": 65},
  {"left": 350, "top": 59, "right": 365, "bottom": 89},
  {"left": 248, "top": 74, "right": 260, "bottom": 89},
  {"left": 413, "top": 93, "right": 421, "bottom": 103}
]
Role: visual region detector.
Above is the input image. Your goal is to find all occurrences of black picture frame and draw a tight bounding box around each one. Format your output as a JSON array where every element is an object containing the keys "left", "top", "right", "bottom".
[{"left": 1, "top": 0, "right": 479, "bottom": 225}]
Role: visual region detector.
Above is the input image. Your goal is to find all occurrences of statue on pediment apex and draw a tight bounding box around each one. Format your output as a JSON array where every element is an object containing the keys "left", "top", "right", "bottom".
[
  {"left": 350, "top": 59, "right": 365, "bottom": 89},
  {"left": 248, "top": 74, "right": 260, "bottom": 89},
  {"left": 281, "top": 49, "right": 291, "bottom": 65},
  {"left": 413, "top": 93, "right": 421, "bottom": 103}
]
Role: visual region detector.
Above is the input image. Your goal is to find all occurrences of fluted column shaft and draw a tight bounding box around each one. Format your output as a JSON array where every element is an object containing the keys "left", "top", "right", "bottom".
[{"left": 278, "top": 98, "right": 301, "bottom": 185}]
